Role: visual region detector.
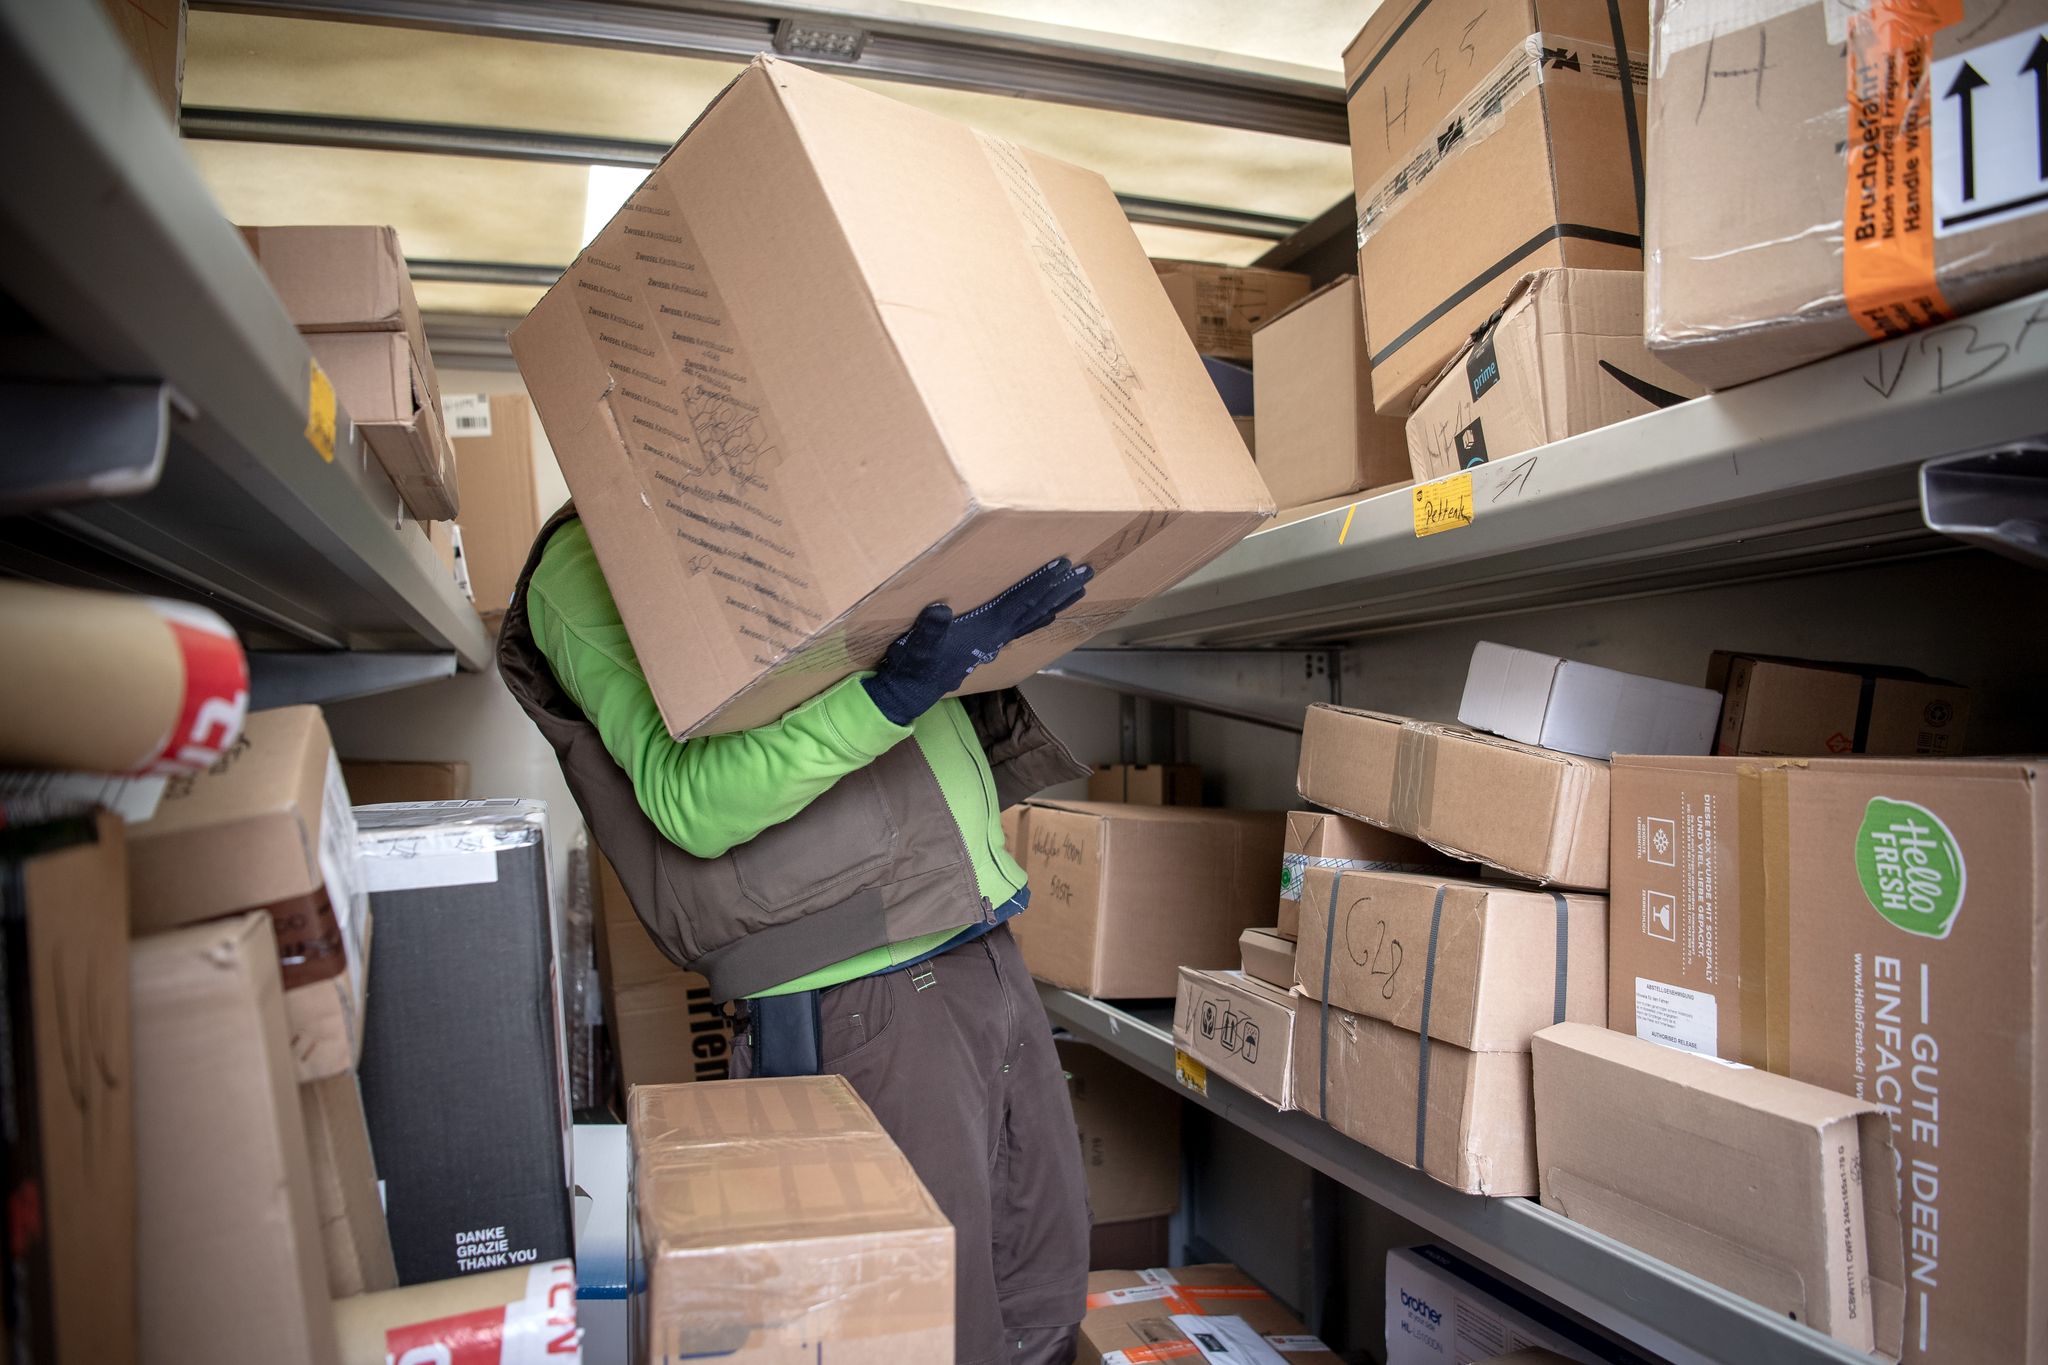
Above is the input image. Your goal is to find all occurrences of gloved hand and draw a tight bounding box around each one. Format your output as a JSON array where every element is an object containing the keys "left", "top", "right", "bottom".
[{"left": 862, "top": 558, "right": 1093, "bottom": 726}]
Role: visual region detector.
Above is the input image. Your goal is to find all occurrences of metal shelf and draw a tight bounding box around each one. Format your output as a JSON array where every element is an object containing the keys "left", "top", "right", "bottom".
[
  {"left": 1041, "top": 985, "right": 1873, "bottom": 1365},
  {"left": 1096, "top": 288, "right": 2048, "bottom": 650},
  {"left": 0, "top": 0, "right": 487, "bottom": 679}
]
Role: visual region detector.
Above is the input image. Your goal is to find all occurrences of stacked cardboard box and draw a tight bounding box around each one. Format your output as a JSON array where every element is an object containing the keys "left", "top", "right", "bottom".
[
  {"left": 1152, "top": 259, "right": 1311, "bottom": 363},
  {"left": 1292, "top": 867, "right": 1606, "bottom": 1194},
  {"left": 1458, "top": 641, "right": 1722, "bottom": 759},
  {"left": 444, "top": 391, "right": 543, "bottom": 623},
  {"left": 1251, "top": 276, "right": 1410, "bottom": 510},
  {"left": 98, "top": 0, "right": 184, "bottom": 119},
  {"left": 1087, "top": 762, "right": 1202, "bottom": 806},
  {"left": 1277, "top": 809, "right": 1450, "bottom": 938},
  {"left": 1238, "top": 926, "right": 1294, "bottom": 989},
  {"left": 1607, "top": 754, "right": 2045, "bottom": 1363},
  {"left": 1173, "top": 967, "right": 1301, "bottom": 1111},
  {"left": 629, "top": 1076, "right": 952, "bottom": 1361},
  {"left": 1386, "top": 1245, "right": 1655, "bottom": 1365},
  {"left": 591, "top": 852, "right": 730, "bottom": 1102},
  {"left": 240, "top": 226, "right": 458, "bottom": 520},
  {"left": 512, "top": 58, "right": 1272, "bottom": 740},
  {"left": 1059, "top": 1040, "right": 1181, "bottom": 1267},
  {"left": 1707, "top": 652, "right": 1970, "bottom": 757},
  {"left": 1080, "top": 1266, "right": 1341, "bottom": 1365},
  {"left": 340, "top": 758, "right": 470, "bottom": 805}
]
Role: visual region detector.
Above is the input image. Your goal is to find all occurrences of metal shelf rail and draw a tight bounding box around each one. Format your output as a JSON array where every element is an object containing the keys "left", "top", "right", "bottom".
[
  {"left": 1096, "top": 288, "right": 2048, "bottom": 649},
  {"left": 1041, "top": 985, "right": 1874, "bottom": 1365},
  {"left": 0, "top": 0, "right": 488, "bottom": 692}
]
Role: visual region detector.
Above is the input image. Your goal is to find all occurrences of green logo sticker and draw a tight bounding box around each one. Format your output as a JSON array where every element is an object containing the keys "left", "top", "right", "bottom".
[{"left": 1855, "top": 797, "right": 1966, "bottom": 939}]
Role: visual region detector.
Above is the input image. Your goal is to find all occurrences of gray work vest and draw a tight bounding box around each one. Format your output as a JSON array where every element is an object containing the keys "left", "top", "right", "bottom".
[{"left": 497, "top": 505, "right": 1087, "bottom": 1001}]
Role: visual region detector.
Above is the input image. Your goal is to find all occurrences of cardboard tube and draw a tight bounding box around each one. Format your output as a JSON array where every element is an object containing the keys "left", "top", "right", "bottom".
[
  {"left": 332, "top": 1260, "right": 580, "bottom": 1365},
  {"left": 0, "top": 581, "right": 247, "bottom": 775}
]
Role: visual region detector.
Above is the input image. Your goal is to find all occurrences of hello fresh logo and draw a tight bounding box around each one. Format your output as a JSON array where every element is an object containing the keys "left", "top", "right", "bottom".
[{"left": 1855, "top": 797, "right": 1966, "bottom": 939}]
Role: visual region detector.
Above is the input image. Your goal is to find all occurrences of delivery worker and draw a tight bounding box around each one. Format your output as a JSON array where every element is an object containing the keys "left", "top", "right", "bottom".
[{"left": 498, "top": 505, "right": 1096, "bottom": 1365}]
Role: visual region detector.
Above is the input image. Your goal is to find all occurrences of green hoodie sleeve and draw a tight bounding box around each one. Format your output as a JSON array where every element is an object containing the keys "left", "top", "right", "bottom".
[{"left": 525, "top": 520, "right": 912, "bottom": 859}]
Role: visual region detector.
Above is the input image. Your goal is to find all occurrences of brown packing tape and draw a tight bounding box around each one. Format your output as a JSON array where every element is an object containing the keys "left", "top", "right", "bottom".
[
  {"left": 262, "top": 886, "right": 349, "bottom": 991},
  {"left": 1389, "top": 723, "right": 1438, "bottom": 834}
]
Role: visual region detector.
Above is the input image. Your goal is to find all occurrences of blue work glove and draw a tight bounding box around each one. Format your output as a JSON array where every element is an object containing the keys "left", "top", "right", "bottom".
[{"left": 862, "top": 558, "right": 1093, "bottom": 726}]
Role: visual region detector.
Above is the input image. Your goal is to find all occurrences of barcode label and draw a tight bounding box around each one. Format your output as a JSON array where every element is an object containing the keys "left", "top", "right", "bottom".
[{"left": 442, "top": 392, "right": 492, "bottom": 438}]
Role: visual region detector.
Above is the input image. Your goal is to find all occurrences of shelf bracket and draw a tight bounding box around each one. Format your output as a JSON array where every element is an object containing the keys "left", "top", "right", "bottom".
[
  {"left": 1920, "top": 443, "right": 2048, "bottom": 568},
  {"left": 248, "top": 651, "right": 459, "bottom": 708},
  {"left": 0, "top": 380, "right": 172, "bottom": 514}
]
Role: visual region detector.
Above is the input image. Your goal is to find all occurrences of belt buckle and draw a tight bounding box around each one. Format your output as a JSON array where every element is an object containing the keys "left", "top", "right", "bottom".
[{"left": 910, "top": 963, "right": 938, "bottom": 992}]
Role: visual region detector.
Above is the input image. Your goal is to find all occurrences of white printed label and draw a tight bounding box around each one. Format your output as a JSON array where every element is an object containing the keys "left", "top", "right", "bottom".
[
  {"left": 1096, "top": 1285, "right": 1174, "bottom": 1306},
  {"left": 1138, "top": 1268, "right": 1179, "bottom": 1287},
  {"left": 1932, "top": 27, "right": 2048, "bottom": 238},
  {"left": 443, "top": 392, "right": 493, "bottom": 438},
  {"left": 1170, "top": 1315, "right": 1288, "bottom": 1365},
  {"left": 1634, "top": 977, "right": 1719, "bottom": 1056},
  {"left": 320, "top": 754, "right": 370, "bottom": 1025},
  {"left": 360, "top": 826, "right": 503, "bottom": 893},
  {"left": 1264, "top": 1336, "right": 1329, "bottom": 1353}
]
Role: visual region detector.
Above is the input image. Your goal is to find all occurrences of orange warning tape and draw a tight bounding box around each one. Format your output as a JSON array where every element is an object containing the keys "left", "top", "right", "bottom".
[
  {"left": 1117, "top": 1344, "right": 1202, "bottom": 1363},
  {"left": 1842, "top": 0, "right": 1963, "bottom": 339}
]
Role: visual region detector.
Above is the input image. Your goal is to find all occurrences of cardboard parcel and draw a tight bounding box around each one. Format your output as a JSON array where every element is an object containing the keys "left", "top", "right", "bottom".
[
  {"left": 512, "top": 57, "right": 1272, "bottom": 738},
  {"left": 1079, "top": 1266, "right": 1341, "bottom": 1365}
]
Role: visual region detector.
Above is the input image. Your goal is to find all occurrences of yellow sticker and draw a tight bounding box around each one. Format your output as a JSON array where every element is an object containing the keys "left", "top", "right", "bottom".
[
  {"left": 1173, "top": 1049, "right": 1209, "bottom": 1096},
  {"left": 305, "top": 359, "right": 337, "bottom": 462},
  {"left": 1411, "top": 472, "right": 1473, "bottom": 538}
]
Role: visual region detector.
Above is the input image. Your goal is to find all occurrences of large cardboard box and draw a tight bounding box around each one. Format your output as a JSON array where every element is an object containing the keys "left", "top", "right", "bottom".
[
  {"left": 0, "top": 814, "right": 135, "bottom": 1365},
  {"left": 1294, "top": 996, "right": 1535, "bottom": 1195},
  {"left": 98, "top": 0, "right": 184, "bottom": 119},
  {"left": 132, "top": 913, "right": 338, "bottom": 1365},
  {"left": 447, "top": 391, "right": 543, "bottom": 621},
  {"left": 355, "top": 801, "right": 572, "bottom": 1286},
  {"left": 1296, "top": 706, "right": 1609, "bottom": 889},
  {"left": 1708, "top": 652, "right": 1971, "bottom": 757},
  {"left": 1080, "top": 1266, "right": 1341, "bottom": 1365},
  {"left": 1060, "top": 1040, "right": 1181, "bottom": 1222},
  {"left": 1087, "top": 762, "right": 1202, "bottom": 806},
  {"left": 1645, "top": 0, "right": 2048, "bottom": 388},
  {"left": 1532, "top": 1023, "right": 1904, "bottom": 1355},
  {"left": 241, "top": 226, "right": 459, "bottom": 519},
  {"left": 1296, "top": 867, "right": 1606, "bottom": 1051},
  {"left": 1252, "top": 276, "right": 1410, "bottom": 507},
  {"left": 1089, "top": 1217, "right": 1170, "bottom": 1273},
  {"left": 1011, "top": 800, "right": 1287, "bottom": 997},
  {"left": 1238, "top": 926, "right": 1295, "bottom": 989},
  {"left": 300, "top": 1072, "right": 398, "bottom": 1299},
  {"left": 629, "top": 1076, "right": 952, "bottom": 1361},
  {"left": 1458, "top": 640, "right": 1721, "bottom": 759},
  {"left": 126, "top": 705, "right": 372, "bottom": 1083},
  {"left": 1152, "top": 259, "right": 1312, "bottom": 362},
  {"left": 512, "top": 58, "right": 1272, "bottom": 739},
  {"left": 1385, "top": 1245, "right": 1655, "bottom": 1365},
  {"left": 1406, "top": 270, "right": 1702, "bottom": 479},
  {"left": 592, "top": 853, "right": 731, "bottom": 1098},
  {"left": 1173, "top": 967, "right": 1300, "bottom": 1110},
  {"left": 1278, "top": 808, "right": 1447, "bottom": 938},
  {"left": 340, "top": 758, "right": 471, "bottom": 805},
  {"left": 1343, "top": 2, "right": 1650, "bottom": 414}
]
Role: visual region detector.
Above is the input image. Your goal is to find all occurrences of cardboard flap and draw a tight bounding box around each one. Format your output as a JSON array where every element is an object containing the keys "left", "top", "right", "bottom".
[
  {"left": 1418, "top": 269, "right": 1552, "bottom": 395},
  {"left": 1257, "top": 273, "right": 1359, "bottom": 333}
]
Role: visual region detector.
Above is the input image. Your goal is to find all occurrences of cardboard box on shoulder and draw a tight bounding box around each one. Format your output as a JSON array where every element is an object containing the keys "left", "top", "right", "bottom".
[
  {"left": 125, "top": 705, "right": 372, "bottom": 1083},
  {"left": 1087, "top": 762, "right": 1202, "bottom": 806},
  {"left": 1406, "top": 270, "right": 1703, "bottom": 480},
  {"left": 511, "top": 58, "right": 1271, "bottom": 740},
  {"left": 630, "top": 1077, "right": 952, "bottom": 1361},
  {"left": 1172, "top": 967, "right": 1300, "bottom": 1111},
  {"left": 1238, "top": 926, "right": 1295, "bottom": 989},
  {"left": 446, "top": 392, "right": 543, "bottom": 622},
  {"left": 1252, "top": 276, "right": 1410, "bottom": 507},
  {"left": 0, "top": 814, "right": 135, "bottom": 1365},
  {"left": 1080, "top": 1266, "right": 1341, "bottom": 1365},
  {"left": 592, "top": 852, "right": 730, "bottom": 1099},
  {"left": 132, "top": 913, "right": 337, "bottom": 1365},
  {"left": 1343, "top": 2, "right": 1650, "bottom": 415},
  {"left": 1296, "top": 706, "right": 1609, "bottom": 889},
  {"left": 1152, "top": 259, "right": 1312, "bottom": 362},
  {"left": 1277, "top": 809, "right": 1448, "bottom": 938},
  {"left": 1533, "top": 1023, "right": 1903, "bottom": 1356},
  {"left": 1011, "top": 800, "right": 1286, "bottom": 997},
  {"left": 1385, "top": 1245, "right": 1656, "bottom": 1365},
  {"left": 1458, "top": 640, "right": 1721, "bottom": 759},
  {"left": 1708, "top": 652, "right": 1971, "bottom": 757},
  {"left": 341, "top": 758, "right": 471, "bottom": 805},
  {"left": 1645, "top": 0, "right": 2048, "bottom": 388},
  {"left": 300, "top": 1072, "right": 398, "bottom": 1299},
  {"left": 355, "top": 801, "right": 572, "bottom": 1286},
  {"left": 1060, "top": 1040, "right": 1181, "bottom": 1222}
]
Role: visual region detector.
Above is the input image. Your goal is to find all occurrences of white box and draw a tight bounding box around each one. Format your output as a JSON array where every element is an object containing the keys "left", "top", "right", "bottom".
[
  {"left": 1385, "top": 1246, "right": 1651, "bottom": 1365},
  {"left": 1457, "top": 643, "right": 1721, "bottom": 759}
]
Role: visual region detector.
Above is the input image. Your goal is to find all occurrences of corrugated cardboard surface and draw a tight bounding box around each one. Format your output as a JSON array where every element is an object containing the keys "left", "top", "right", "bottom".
[
  {"left": 1457, "top": 639, "right": 1721, "bottom": 759},
  {"left": 1011, "top": 800, "right": 1287, "bottom": 997},
  {"left": 1407, "top": 270, "right": 1702, "bottom": 480},
  {"left": 1238, "top": 927, "right": 1295, "bottom": 989},
  {"left": 1296, "top": 706, "right": 1609, "bottom": 889},
  {"left": 629, "top": 1077, "right": 952, "bottom": 1361},
  {"left": 1086, "top": 762, "right": 1203, "bottom": 806},
  {"left": 1277, "top": 808, "right": 1449, "bottom": 938},
  {"left": 1343, "top": 1, "right": 1650, "bottom": 414},
  {"left": 3, "top": 814, "right": 135, "bottom": 1365},
  {"left": 306, "top": 331, "right": 459, "bottom": 521},
  {"left": 1088, "top": 1217, "right": 1169, "bottom": 1273},
  {"left": 98, "top": 0, "right": 184, "bottom": 119},
  {"left": 1385, "top": 1244, "right": 1657, "bottom": 1365},
  {"left": 1079, "top": 1266, "right": 1340, "bottom": 1365},
  {"left": 131, "top": 913, "right": 337, "bottom": 1365},
  {"left": 127, "top": 705, "right": 370, "bottom": 1082},
  {"left": 449, "top": 392, "right": 542, "bottom": 621},
  {"left": 1645, "top": 0, "right": 2048, "bottom": 388},
  {"left": 1060, "top": 1040, "right": 1181, "bottom": 1221},
  {"left": 1709, "top": 652, "right": 1971, "bottom": 757},
  {"left": 1173, "top": 967, "right": 1300, "bottom": 1110},
  {"left": 511, "top": 57, "right": 1271, "bottom": 739},
  {"left": 300, "top": 1071, "right": 398, "bottom": 1298},
  {"left": 1295, "top": 867, "right": 1606, "bottom": 1051},
  {"left": 592, "top": 853, "right": 730, "bottom": 1095},
  {"left": 239, "top": 225, "right": 417, "bottom": 334},
  {"left": 1152, "top": 259, "right": 1312, "bottom": 362},
  {"left": 1294, "top": 996, "right": 1535, "bottom": 1194},
  {"left": 1533, "top": 1023, "right": 1903, "bottom": 1355},
  {"left": 1252, "top": 275, "right": 1410, "bottom": 506},
  {"left": 340, "top": 759, "right": 471, "bottom": 805}
]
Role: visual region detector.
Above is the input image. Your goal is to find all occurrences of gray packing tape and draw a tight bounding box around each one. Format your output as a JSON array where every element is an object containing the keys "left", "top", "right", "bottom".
[
  {"left": 1318, "top": 873, "right": 1343, "bottom": 1120},
  {"left": 1551, "top": 891, "right": 1569, "bottom": 1025},
  {"left": 1389, "top": 724, "right": 1438, "bottom": 833},
  {"left": 1413, "top": 886, "right": 1447, "bottom": 1171}
]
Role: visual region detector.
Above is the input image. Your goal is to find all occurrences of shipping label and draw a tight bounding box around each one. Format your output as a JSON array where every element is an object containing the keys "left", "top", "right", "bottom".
[
  {"left": 1930, "top": 26, "right": 2048, "bottom": 238},
  {"left": 1634, "top": 977, "right": 1719, "bottom": 1056}
]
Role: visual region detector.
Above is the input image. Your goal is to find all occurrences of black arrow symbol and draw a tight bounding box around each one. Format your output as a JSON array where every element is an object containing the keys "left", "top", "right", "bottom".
[
  {"left": 2023, "top": 35, "right": 2048, "bottom": 181},
  {"left": 1946, "top": 60, "right": 1989, "bottom": 200}
]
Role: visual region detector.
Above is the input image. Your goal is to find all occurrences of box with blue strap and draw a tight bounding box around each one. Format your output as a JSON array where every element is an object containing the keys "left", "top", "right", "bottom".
[{"left": 1291, "top": 866, "right": 1607, "bottom": 1196}]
